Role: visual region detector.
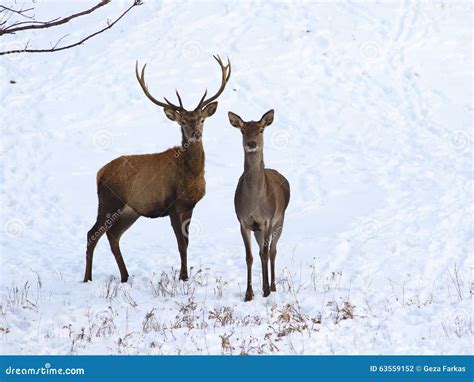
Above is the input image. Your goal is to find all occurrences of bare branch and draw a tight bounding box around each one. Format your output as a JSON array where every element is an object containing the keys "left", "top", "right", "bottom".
[
  {"left": 0, "top": 5, "right": 34, "bottom": 18},
  {"left": 1, "top": 1, "right": 109, "bottom": 35},
  {"left": 51, "top": 34, "right": 70, "bottom": 50},
  {"left": 0, "top": 1, "right": 143, "bottom": 56}
]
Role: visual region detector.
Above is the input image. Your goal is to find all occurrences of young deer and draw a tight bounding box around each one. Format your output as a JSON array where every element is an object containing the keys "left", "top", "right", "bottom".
[
  {"left": 228, "top": 110, "right": 290, "bottom": 301},
  {"left": 84, "top": 55, "right": 231, "bottom": 283}
]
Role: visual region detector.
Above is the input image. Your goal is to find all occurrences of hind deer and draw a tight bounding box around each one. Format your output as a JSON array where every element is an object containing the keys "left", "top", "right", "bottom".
[
  {"left": 228, "top": 109, "right": 290, "bottom": 301},
  {"left": 84, "top": 55, "right": 231, "bottom": 283}
]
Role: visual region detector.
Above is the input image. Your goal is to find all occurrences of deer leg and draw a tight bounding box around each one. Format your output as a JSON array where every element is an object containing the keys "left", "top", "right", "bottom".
[
  {"left": 240, "top": 224, "right": 254, "bottom": 302},
  {"left": 269, "top": 217, "right": 284, "bottom": 292},
  {"left": 255, "top": 230, "right": 271, "bottom": 297},
  {"left": 105, "top": 206, "right": 139, "bottom": 283},
  {"left": 170, "top": 209, "right": 193, "bottom": 281},
  {"left": 84, "top": 214, "right": 107, "bottom": 282}
]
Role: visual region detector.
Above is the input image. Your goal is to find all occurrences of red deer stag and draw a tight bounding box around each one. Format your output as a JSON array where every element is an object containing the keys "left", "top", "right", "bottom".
[
  {"left": 228, "top": 110, "right": 290, "bottom": 301},
  {"left": 84, "top": 55, "right": 231, "bottom": 283}
]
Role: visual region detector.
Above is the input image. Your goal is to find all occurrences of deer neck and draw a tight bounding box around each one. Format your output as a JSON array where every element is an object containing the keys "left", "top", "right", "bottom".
[
  {"left": 243, "top": 151, "right": 265, "bottom": 192},
  {"left": 181, "top": 136, "right": 205, "bottom": 179}
]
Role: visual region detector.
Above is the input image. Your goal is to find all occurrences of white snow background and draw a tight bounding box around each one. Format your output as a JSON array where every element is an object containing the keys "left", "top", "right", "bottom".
[{"left": 0, "top": 0, "right": 472, "bottom": 355}]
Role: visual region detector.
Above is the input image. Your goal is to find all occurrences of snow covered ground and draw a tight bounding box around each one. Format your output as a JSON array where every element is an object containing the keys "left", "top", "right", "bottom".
[{"left": 0, "top": 0, "right": 472, "bottom": 355}]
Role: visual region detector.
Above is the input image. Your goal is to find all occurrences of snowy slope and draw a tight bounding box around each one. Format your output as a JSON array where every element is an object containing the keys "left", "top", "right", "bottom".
[{"left": 0, "top": 0, "right": 472, "bottom": 355}]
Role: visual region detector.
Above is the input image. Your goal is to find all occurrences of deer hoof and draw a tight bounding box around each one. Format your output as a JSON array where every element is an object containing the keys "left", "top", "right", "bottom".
[
  {"left": 270, "top": 283, "right": 276, "bottom": 292},
  {"left": 263, "top": 287, "right": 271, "bottom": 297},
  {"left": 179, "top": 274, "right": 189, "bottom": 282},
  {"left": 83, "top": 277, "right": 92, "bottom": 283},
  {"left": 120, "top": 275, "right": 129, "bottom": 283},
  {"left": 244, "top": 288, "right": 254, "bottom": 302}
]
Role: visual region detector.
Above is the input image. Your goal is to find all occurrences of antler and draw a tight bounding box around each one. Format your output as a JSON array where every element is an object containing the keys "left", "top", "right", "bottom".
[
  {"left": 135, "top": 61, "right": 183, "bottom": 110},
  {"left": 195, "top": 54, "right": 231, "bottom": 110}
]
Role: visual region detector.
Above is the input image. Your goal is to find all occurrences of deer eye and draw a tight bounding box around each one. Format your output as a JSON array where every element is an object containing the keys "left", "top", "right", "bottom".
[{"left": 259, "top": 129, "right": 264, "bottom": 134}]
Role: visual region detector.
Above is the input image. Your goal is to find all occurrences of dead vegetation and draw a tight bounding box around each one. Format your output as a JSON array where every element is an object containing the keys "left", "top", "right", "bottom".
[
  {"left": 0, "top": 280, "right": 40, "bottom": 315},
  {"left": 150, "top": 268, "right": 209, "bottom": 298},
  {"left": 2, "top": 265, "right": 471, "bottom": 355},
  {"left": 327, "top": 301, "right": 357, "bottom": 324}
]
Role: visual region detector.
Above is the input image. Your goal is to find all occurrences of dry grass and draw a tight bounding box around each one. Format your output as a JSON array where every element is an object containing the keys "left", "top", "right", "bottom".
[{"left": 1, "top": 265, "right": 471, "bottom": 355}]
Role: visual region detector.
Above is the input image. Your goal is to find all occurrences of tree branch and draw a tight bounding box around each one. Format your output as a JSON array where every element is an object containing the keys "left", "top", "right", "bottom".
[
  {"left": 1, "top": 1, "right": 110, "bottom": 35},
  {"left": 0, "top": 5, "right": 34, "bottom": 18},
  {"left": 0, "top": 1, "right": 142, "bottom": 55}
]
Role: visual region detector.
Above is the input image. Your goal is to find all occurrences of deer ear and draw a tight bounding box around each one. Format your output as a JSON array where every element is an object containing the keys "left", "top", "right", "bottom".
[
  {"left": 202, "top": 102, "right": 218, "bottom": 118},
  {"left": 228, "top": 111, "right": 244, "bottom": 129},
  {"left": 164, "top": 107, "right": 180, "bottom": 122},
  {"left": 259, "top": 109, "right": 274, "bottom": 127}
]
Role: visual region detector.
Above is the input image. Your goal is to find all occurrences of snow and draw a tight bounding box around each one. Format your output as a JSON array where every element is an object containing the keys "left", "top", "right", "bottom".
[{"left": 0, "top": 0, "right": 472, "bottom": 355}]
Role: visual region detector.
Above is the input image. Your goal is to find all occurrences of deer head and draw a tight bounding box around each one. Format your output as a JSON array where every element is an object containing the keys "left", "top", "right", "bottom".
[
  {"left": 228, "top": 109, "right": 274, "bottom": 153},
  {"left": 135, "top": 55, "right": 231, "bottom": 141}
]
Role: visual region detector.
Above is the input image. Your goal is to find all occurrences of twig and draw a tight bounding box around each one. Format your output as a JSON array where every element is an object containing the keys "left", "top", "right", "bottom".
[
  {"left": 0, "top": 5, "right": 34, "bottom": 18},
  {"left": 0, "top": 1, "right": 142, "bottom": 56},
  {"left": 1, "top": 1, "right": 108, "bottom": 35}
]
